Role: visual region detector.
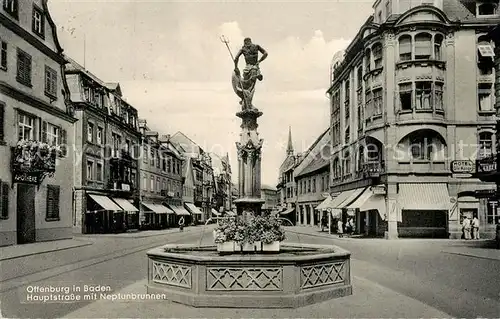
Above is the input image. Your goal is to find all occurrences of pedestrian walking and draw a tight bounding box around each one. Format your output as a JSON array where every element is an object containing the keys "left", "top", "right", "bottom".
[
  {"left": 321, "top": 215, "right": 327, "bottom": 232},
  {"left": 179, "top": 216, "right": 185, "bottom": 232},
  {"left": 337, "top": 219, "right": 344, "bottom": 238},
  {"left": 472, "top": 216, "right": 480, "bottom": 239},
  {"left": 347, "top": 217, "right": 355, "bottom": 235},
  {"left": 462, "top": 216, "right": 471, "bottom": 240}
]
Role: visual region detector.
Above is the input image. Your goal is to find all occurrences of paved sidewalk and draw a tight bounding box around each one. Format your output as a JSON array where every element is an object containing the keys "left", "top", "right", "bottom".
[
  {"left": 76, "top": 224, "right": 215, "bottom": 239},
  {"left": 64, "top": 275, "right": 450, "bottom": 318},
  {"left": 0, "top": 238, "right": 93, "bottom": 261},
  {"left": 286, "top": 226, "right": 496, "bottom": 247},
  {"left": 443, "top": 247, "right": 500, "bottom": 261}
]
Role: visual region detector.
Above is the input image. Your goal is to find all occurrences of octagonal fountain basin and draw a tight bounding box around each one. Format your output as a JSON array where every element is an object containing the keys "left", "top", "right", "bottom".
[{"left": 146, "top": 243, "right": 352, "bottom": 308}]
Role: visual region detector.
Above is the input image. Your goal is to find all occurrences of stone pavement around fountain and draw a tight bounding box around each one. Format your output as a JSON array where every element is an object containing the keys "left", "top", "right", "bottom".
[{"left": 64, "top": 272, "right": 450, "bottom": 318}]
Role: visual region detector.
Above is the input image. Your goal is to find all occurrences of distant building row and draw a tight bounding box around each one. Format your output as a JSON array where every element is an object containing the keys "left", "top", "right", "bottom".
[{"left": 0, "top": 0, "right": 232, "bottom": 246}]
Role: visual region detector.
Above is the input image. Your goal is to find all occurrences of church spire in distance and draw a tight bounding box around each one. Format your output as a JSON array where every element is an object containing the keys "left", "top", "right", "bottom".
[{"left": 286, "top": 126, "right": 294, "bottom": 156}]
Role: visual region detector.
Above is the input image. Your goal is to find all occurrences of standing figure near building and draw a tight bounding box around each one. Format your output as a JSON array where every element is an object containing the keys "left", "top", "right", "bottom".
[
  {"left": 179, "top": 216, "right": 185, "bottom": 232},
  {"left": 462, "top": 216, "right": 471, "bottom": 240},
  {"left": 337, "top": 219, "right": 344, "bottom": 238},
  {"left": 472, "top": 216, "right": 480, "bottom": 240}
]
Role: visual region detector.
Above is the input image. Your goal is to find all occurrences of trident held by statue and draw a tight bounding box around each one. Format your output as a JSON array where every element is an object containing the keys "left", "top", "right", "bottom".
[{"left": 220, "top": 35, "right": 250, "bottom": 110}]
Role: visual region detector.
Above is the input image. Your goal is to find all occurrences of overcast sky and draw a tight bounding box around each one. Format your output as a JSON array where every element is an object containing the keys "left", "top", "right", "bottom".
[{"left": 48, "top": 0, "right": 374, "bottom": 186}]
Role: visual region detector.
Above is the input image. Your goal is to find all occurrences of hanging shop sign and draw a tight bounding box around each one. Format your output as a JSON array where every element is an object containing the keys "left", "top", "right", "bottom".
[
  {"left": 11, "top": 142, "right": 58, "bottom": 188},
  {"left": 476, "top": 155, "right": 497, "bottom": 174},
  {"left": 450, "top": 160, "right": 475, "bottom": 174}
]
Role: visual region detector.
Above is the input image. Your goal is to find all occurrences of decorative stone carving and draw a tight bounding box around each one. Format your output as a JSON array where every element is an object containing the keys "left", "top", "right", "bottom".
[
  {"left": 415, "top": 74, "right": 433, "bottom": 80},
  {"left": 300, "top": 262, "right": 346, "bottom": 289},
  {"left": 207, "top": 267, "right": 283, "bottom": 291},
  {"left": 152, "top": 261, "right": 192, "bottom": 288},
  {"left": 445, "top": 32, "right": 454, "bottom": 45}
]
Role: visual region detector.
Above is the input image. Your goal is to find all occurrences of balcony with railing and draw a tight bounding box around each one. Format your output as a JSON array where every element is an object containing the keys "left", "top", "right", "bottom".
[{"left": 107, "top": 180, "right": 133, "bottom": 193}]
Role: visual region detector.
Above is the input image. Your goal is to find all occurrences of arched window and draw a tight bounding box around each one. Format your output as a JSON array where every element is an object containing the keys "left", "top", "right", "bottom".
[
  {"left": 372, "top": 43, "right": 383, "bottom": 68},
  {"left": 415, "top": 33, "right": 432, "bottom": 60},
  {"left": 478, "top": 132, "right": 493, "bottom": 159},
  {"left": 333, "top": 158, "right": 340, "bottom": 178},
  {"left": 434, "top": 34, "right": 444, "bottom": 60},
  {"left": 357, "top": 67, "right": 363, "bottom": 89},
  {"left": 408, "top": 130, "right": 445, "bottom": 161},
  {"left": 365, "top": 48, "right": 371, "bottom": 72},
  {"left": 398, "top": 35, "right": 412, "bottom": 61}
]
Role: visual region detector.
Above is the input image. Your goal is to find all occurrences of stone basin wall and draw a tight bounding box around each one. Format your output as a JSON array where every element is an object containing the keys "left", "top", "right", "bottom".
[{"left": 146, "top": 243, "right": 352, "bottom": 308}]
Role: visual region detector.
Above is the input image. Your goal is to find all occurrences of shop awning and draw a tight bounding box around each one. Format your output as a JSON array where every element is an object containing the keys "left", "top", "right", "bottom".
[
  {"left": 211, "top": 208, "right": 221, "bottom": 216},
  {"left": 167, "top": 205, "right": 191, "bottom": 216},
  {"left": 89, "top": 194, "right": 122, "bottom": 211},
  {"left": 337, "top": 188, "right": 365, "bottom": 209},
  {"left": 142, "top": 203, "right": 173, "bottom": 214},
  {"left": 113, "top": 198, "right": 139, "bottom": 212},
  {"left": 398, "top": 183, "right": 451, "bottom": 210},
  {"left": 185, "top": 203, "right": 203, "bottom": 215},
  {"left": 347, "top": 187, "right": 386, "bottom": 218},
  {"left": 315, "top": 193, "right": 339, "bottom": 211},
  {"left": 280, "top": 208, "right": 295, "bottom": 215}
]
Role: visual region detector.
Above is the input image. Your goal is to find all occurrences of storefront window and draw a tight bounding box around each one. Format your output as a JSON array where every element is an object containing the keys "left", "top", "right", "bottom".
[{"left": 487, "top": 200, "right": 498, "bottom": 224}]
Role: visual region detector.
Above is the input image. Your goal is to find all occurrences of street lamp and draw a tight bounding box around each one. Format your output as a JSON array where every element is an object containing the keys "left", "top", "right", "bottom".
[{"left": 327, "top": 207, "right": 332, "bottom": 235}]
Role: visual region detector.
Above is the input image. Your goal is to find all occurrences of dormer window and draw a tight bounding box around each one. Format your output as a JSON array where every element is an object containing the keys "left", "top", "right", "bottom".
[{"left": 477, "top": 2, "right": 497, "bottom": 16}]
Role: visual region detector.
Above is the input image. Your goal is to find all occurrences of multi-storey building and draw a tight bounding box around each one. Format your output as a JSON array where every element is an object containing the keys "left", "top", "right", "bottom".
[
  {"left": 138, "top": 122, "right": 186, "bottom": 229},
  {"left": 0, "top": 0, "right": 77, "bottom": 246},
  {"left": 66, "top": 59, "right": 141, "bottom": 234},
  {"left": 276, "top": 127, "right": 300, "bottom": 217},
  {"left": 201, "top": 153, "right": 214, "bottom": 220},
  {"left": 326, "top": 0, "right": 498, "bottom": 239},
  {"left": 170, "top": 131, "right": 205, "bottom": 222},
  {"left": 261, "top": 185, "right": 279, "bottom": 214},
  {"left": 294, "top": 128, "right": 331, "bottom": 227},
  {"left": 210, "top": 152, "right": 233, "bottom": 215}
]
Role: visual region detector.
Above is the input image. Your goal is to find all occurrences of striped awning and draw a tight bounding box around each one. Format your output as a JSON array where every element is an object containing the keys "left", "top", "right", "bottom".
[
  {"left": 142, "top": 203, "right": 173, "bottom": 214},
  {"left": 166, "top": 205, "right": 191, "bottom": 216},
  {"left": 398, "top": 183, "right": 451, "bottom": 210},
  {"left": 185, "top": 203, "right": 203, "bottom": 215},
  {"left": 315, "top": 193, "right": 339, "bottom": 211},
  {"left": 89, "top": 194, "right": 122, "bottom": 211},
  {"left": 113, "top": 198, "right": 139, "bottom": 212},
  {"left": 337, "top": 188, "right": 365, "bottom": 209}
]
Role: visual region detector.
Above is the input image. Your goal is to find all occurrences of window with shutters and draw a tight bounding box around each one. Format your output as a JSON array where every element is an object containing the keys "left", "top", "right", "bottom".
[
  {"left": 0, "top": 41, "right": 6, "bottom": 70},
  {"left": 3, "top": 0, "right": 18, "bottom": 19},
  {"left": 46, "top": 185, "right": 60, "bottom": 221},
  {"left": 32, "top": 5, "right": 45, "bottom": 38},
  {"left": 0, "top": 181, "right": 8, "bottom": 219},
  {"left": 16, "top": 49, "right": 32, "bottom": 87},
  {"left": 44, "top": 66, "right": 57, "bottom": 99},
  {"left": 0, "top": 102, "right": 4, "bottom": 143}
]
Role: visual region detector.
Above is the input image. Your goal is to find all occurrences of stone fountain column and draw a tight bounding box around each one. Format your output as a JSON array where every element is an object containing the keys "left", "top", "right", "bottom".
[{"left": 234, "top": 109, "right": 265, "bottom": 221}]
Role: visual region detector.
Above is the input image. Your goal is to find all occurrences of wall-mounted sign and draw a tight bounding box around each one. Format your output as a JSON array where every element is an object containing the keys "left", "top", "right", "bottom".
[
  {"left": 450, "top": 160, "right": 475, "bottom": 174},
  {"left": 476, "top": 156, "right": 497, "bottom": 174},
  {"left": 13, "top": 171, "right": 41, "bottom": 184},
  {"left": 474, "top": 189, "right": 496, "bottom": 198}
]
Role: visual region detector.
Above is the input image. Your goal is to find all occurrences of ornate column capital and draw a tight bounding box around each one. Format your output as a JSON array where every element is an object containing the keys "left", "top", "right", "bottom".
[{"left": 445, "top": 32, "right": 454, "bottom": 46}]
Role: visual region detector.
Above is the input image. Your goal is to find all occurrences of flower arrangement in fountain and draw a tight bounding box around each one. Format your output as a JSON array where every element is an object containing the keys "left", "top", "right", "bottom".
[{"left": 213, "top": 213, "right": 286, "bottom": 245}]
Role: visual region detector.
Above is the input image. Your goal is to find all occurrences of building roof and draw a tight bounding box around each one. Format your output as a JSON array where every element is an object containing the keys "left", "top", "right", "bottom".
[
  {"left": 261, "top": 184, "right": 277, "bottom": 191},
  {"left": 170, "top": 131, "right": 204, "bottom": 157},
  {"left": 294, "top": 128, "right": 331, "bottom": 178},
  {"left": 64, "top": 55, "right": 106, "bottom": 87}
]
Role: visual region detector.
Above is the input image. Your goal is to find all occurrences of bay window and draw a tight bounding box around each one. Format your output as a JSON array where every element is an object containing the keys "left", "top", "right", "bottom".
[
  {"left": 415, "top": 82, "right": 432, "bottom": 110},
  {"left": 365, "top": 90, "right": 373, "bottom": 119},
  {"left": 415, "top": 33, "right": 432, "bottom": 60},
  {"left": 365, "top": 48, "right": 371, "bottom": 72},
  {"left": 399, "top": 35, "right": 412, "bottom": 61},
  {"left": 373, "top": 88, "right": 383, "bottom": 116},
  {"left": 373, "top": 43, "right": 383, "bottom": 68},
  {"left": 399, "top": 83, "right": 413, "bottom": 110},
  {"left": 434, "top": 34, "right": 444, "bottom": 60}
]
